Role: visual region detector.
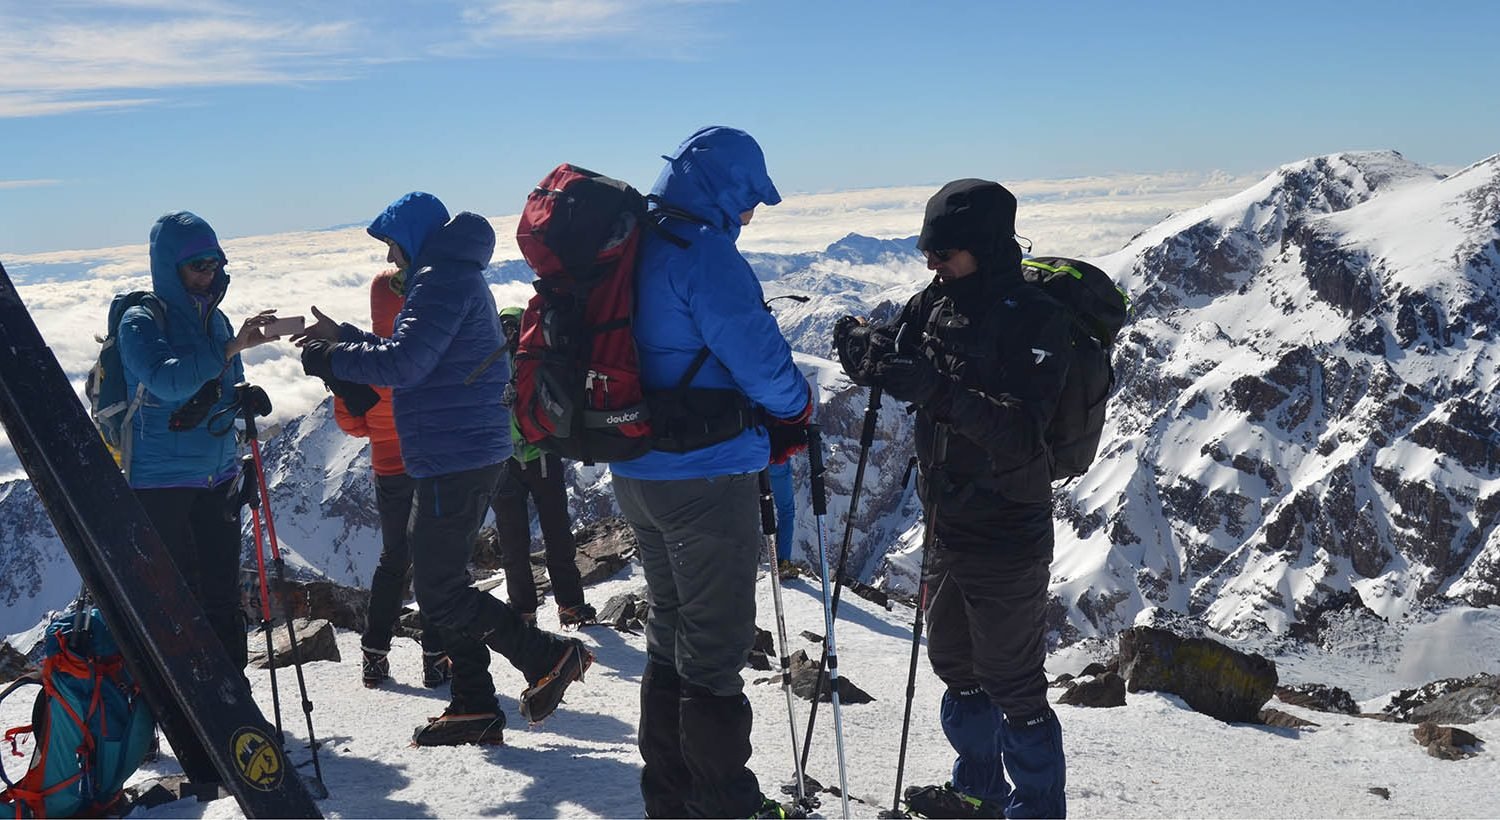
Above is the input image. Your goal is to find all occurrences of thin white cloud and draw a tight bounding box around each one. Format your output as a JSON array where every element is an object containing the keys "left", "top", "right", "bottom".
[
  {"left": 459, "top": 0, "right": 721, "bottom": 52},
  {"left": 0, "top": 178, "right": 63, "bottom": 190},
  {"left": 0, "top": 94, "right": 159, "bottom": 117}
]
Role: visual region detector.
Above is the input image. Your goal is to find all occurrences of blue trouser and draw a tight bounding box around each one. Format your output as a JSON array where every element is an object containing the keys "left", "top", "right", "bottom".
[{"left": 767, "top": 460, "right": 795, "bottom": 562}]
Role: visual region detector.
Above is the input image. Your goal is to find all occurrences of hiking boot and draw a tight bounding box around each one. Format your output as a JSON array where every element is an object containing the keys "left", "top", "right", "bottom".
[
  {"left": 519, "top": 611, "right": 537, "bottom": 626},
  {"left": 751, "top": 796, "right": 808, "bottom": 818},
  {"left": 519, "top": 638, "right": 594, "bottom": 724},
  {"left": 411, "top": 706, "right": 506, "bottom": 747},
  {"left": 421, "top": 651, "right": 452, "bottom": 688},
  {"left": 361, "top": 645, "right": 390, "bottom": 688},
  {"left": 558, "top": 603, "right": 597, "bottom": 628},
  {"left": 777, "top": 559, "right": 800, "bottom": 580},
  {"left": 903, "top": 783, "right": 1002, "bottom": 818}
]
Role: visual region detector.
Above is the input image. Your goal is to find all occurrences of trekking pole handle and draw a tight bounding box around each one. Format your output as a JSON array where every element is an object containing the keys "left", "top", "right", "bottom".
[
  {"left": 807, "top": 424, "right": 827, "bottom": 516},
  {"left": 859, "top": 386, "right": 883, "bottom": 448},
  {"left": 757, "top": 469, "right": 777, "bottom": 537}
]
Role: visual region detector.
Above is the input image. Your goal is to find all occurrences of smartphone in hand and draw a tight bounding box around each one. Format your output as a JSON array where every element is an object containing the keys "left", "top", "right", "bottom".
[{"left": 264, "top": 315, "right": 305, "bottom": 338}]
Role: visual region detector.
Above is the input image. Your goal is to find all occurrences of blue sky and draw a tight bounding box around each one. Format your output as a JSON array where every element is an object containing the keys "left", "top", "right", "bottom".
[{"left": 1, "top": 0, "right": 1496, "bottom": 256}]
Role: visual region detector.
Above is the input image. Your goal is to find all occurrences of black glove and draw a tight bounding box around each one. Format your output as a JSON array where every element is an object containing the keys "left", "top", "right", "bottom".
[
  {"left": 833, "top": 316, "right": 902, "bottom": 387},
  {"left": 302, "top": 340, "right": 379, "bottom": 416},
  {"left": 769, "top": 418, "right": 810, "bottom": 465},
  {"left": 329, "top": 379, "right": 380, "bottom": 417},
  {"left": 874, "top": 349, "right": 946, "bottom": 406},
  {"left": 768, "top": 393, "right": 813, "bottom": 465},
  {"left": 301, "top": 340, "right": 336, "bottom": 381}
]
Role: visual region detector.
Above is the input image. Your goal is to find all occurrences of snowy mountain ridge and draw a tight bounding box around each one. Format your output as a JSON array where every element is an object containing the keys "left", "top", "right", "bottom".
[{"left": 3, "top": 151, "right": 1500, "bottom": 662}]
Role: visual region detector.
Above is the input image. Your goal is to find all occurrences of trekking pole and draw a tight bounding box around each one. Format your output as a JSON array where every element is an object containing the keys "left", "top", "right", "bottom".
[
  {"left": 240, "top": 453, "right": 286, "bottom": 744},
  {"left": 806, "top": 425, "right": 850, "bottom": 819},
  {"left": 881, "top": 426, "right": 949, "bottom": 819},
  {"left": 798, "top": 384, "right": 881, "bottom": 778},
  {"left": 235, "top": 383, "right": 327, "bottom": 796},
  {"left": 759, "top": 469, "right": 811, "bottom": 812}
]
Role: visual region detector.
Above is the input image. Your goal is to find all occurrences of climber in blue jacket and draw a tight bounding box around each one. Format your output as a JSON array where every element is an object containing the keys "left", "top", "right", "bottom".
[{"left": 611, "top": 126, "right": 812, "bottom": 819}]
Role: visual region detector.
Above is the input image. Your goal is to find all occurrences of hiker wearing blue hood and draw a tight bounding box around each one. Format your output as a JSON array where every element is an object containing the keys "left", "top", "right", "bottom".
[
  {"left": 610, "top": 127, "right": 812, "bottom": 819},
  {"left": 117, "top": 210, "right": 279, "bottom": 782},
  {"left": 295, "top": 192, "right": 592, "bottom": 747}
]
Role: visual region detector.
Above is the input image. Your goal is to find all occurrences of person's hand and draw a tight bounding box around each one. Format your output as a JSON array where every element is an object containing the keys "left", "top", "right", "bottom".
[
  {"left": 226, "top": 309, "right": 278, "bottom": 359},
  {"left": 301, "top": 340, "right": 336, "bottom": 381},
  {"left": 833, "top": 315, "right": 905, "bottom": 387},
  {"left": 873, "top": 349, "right": 946, "bottom": 406},
  {"left": 767, "top": 389, "right": 814, "bottom": 465},
  {"left": 291, "top": 305, "right": 339, "bottom": 347},
  {"left": 832, "top": 315, "right": 871, "bottom": 384}
]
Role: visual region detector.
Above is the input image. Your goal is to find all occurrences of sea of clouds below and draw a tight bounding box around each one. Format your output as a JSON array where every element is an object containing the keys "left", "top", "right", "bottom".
[{"left": 0, "top": 170, "right": 1260, "bottom": 480}]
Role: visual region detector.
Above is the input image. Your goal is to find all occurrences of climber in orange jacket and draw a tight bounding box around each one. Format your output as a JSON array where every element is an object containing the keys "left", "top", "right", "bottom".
[{"left": 331, "top": 267, "right": 452, "bottom": 689}]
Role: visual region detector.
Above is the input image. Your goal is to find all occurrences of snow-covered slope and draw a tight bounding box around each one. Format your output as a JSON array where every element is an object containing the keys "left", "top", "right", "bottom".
[
  {"left": 5, "top": 560, "right": 1498, "bottom": 819},
  {"left": 1064, "top": 150, "right": 1500, "bottom": 642}
]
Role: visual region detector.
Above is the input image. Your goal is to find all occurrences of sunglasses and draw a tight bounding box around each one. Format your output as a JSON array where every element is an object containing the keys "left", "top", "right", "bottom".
[
  {"left": 183, "top": 256, "right": 222, "bottom": 274},
  {"left": 924, "top": 249, "right": 954, "bottom": 262}
]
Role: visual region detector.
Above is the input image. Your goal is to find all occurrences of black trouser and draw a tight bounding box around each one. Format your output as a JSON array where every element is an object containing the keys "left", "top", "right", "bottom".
[
  {"left": 925, "top": 542, "right": 1066, "bottom": 818},
  {"left": 490, "top": 454, "right": 585, "bottom": 614},
  {"left": 135, "top": 485, "right": 247, "bottom": 669},
  {"left": 362, "top": 472, "right": 442, "bottom": 654},
  {"left": 614, "top": 473, "right": 763, "bottom": 818},
  {"left": 135, "top": 483, "right": 247, "bottom": 781},
  {"left": 409, "top": 463, "right": 567, "bottom": 712}
]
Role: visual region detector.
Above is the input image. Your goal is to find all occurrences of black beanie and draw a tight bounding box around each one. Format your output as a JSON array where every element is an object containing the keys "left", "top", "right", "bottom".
[{"left": 916, "top": 179, "right": 1018, "bottom": 268}]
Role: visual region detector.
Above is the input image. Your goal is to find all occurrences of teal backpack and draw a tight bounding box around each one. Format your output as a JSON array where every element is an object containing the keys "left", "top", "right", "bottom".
[
  {"left": 0, "top": 605, "right": 157, "bottom": 817},
  {"left": 84, "top": 292, "right": 165, "bottom": 477}
]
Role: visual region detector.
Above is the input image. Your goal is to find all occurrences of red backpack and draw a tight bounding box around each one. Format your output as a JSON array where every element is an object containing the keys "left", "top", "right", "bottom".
[
  {"left": 511, "top": 165, "right": 660, "bottom": 464},
  {"left": 512, "top": 163, "right": 768, "bottom": 464}
]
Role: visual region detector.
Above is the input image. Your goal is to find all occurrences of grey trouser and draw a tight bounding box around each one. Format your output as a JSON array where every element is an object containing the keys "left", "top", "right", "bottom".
[{"left": 613, "top": 472, "right": 762, "bottom": 695}]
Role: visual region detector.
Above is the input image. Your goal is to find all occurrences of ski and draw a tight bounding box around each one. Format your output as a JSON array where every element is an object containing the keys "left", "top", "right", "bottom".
[{"left": 0, "top": 261, "right": 322, "bottom": 818}]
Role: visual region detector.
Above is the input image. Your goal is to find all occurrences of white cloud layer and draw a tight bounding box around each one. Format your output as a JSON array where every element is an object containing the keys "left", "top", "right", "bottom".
[
  {"left": 742, "top": 171, "right": 1261, "bottom": 257},
  {"left": 0, "top": 170, "right": 1254, "bottom": 479}
]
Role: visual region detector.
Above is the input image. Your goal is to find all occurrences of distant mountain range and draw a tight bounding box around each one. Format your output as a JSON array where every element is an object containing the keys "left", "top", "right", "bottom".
[{"left": 4, "top": 150, "right": 1498, "bottom": 652}]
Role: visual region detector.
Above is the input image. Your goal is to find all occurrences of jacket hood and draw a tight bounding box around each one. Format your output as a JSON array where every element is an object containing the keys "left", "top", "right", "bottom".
[
  {"left": 414, "top": 212, "right": 496, "bottom": 271},
  {"left": 499, "top": 306, "right": 524, "bottom": 320},
  {"left": 149, "top": 211, "right": 227, "bottom": 309},
  {"left": 917, "top": 179, "right": 1021, "bottom": 276},
  {"left": 367, "top": 192, "right": 451, "bottom": 265},
  {"left": 649, "top": 126, "right": 781, "bottom": 240}
]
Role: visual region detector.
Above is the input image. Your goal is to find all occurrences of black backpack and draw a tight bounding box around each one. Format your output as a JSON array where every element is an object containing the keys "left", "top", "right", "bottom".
[{"left": 1021, "top": 256, "right": 1129, "bottom": 480}]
